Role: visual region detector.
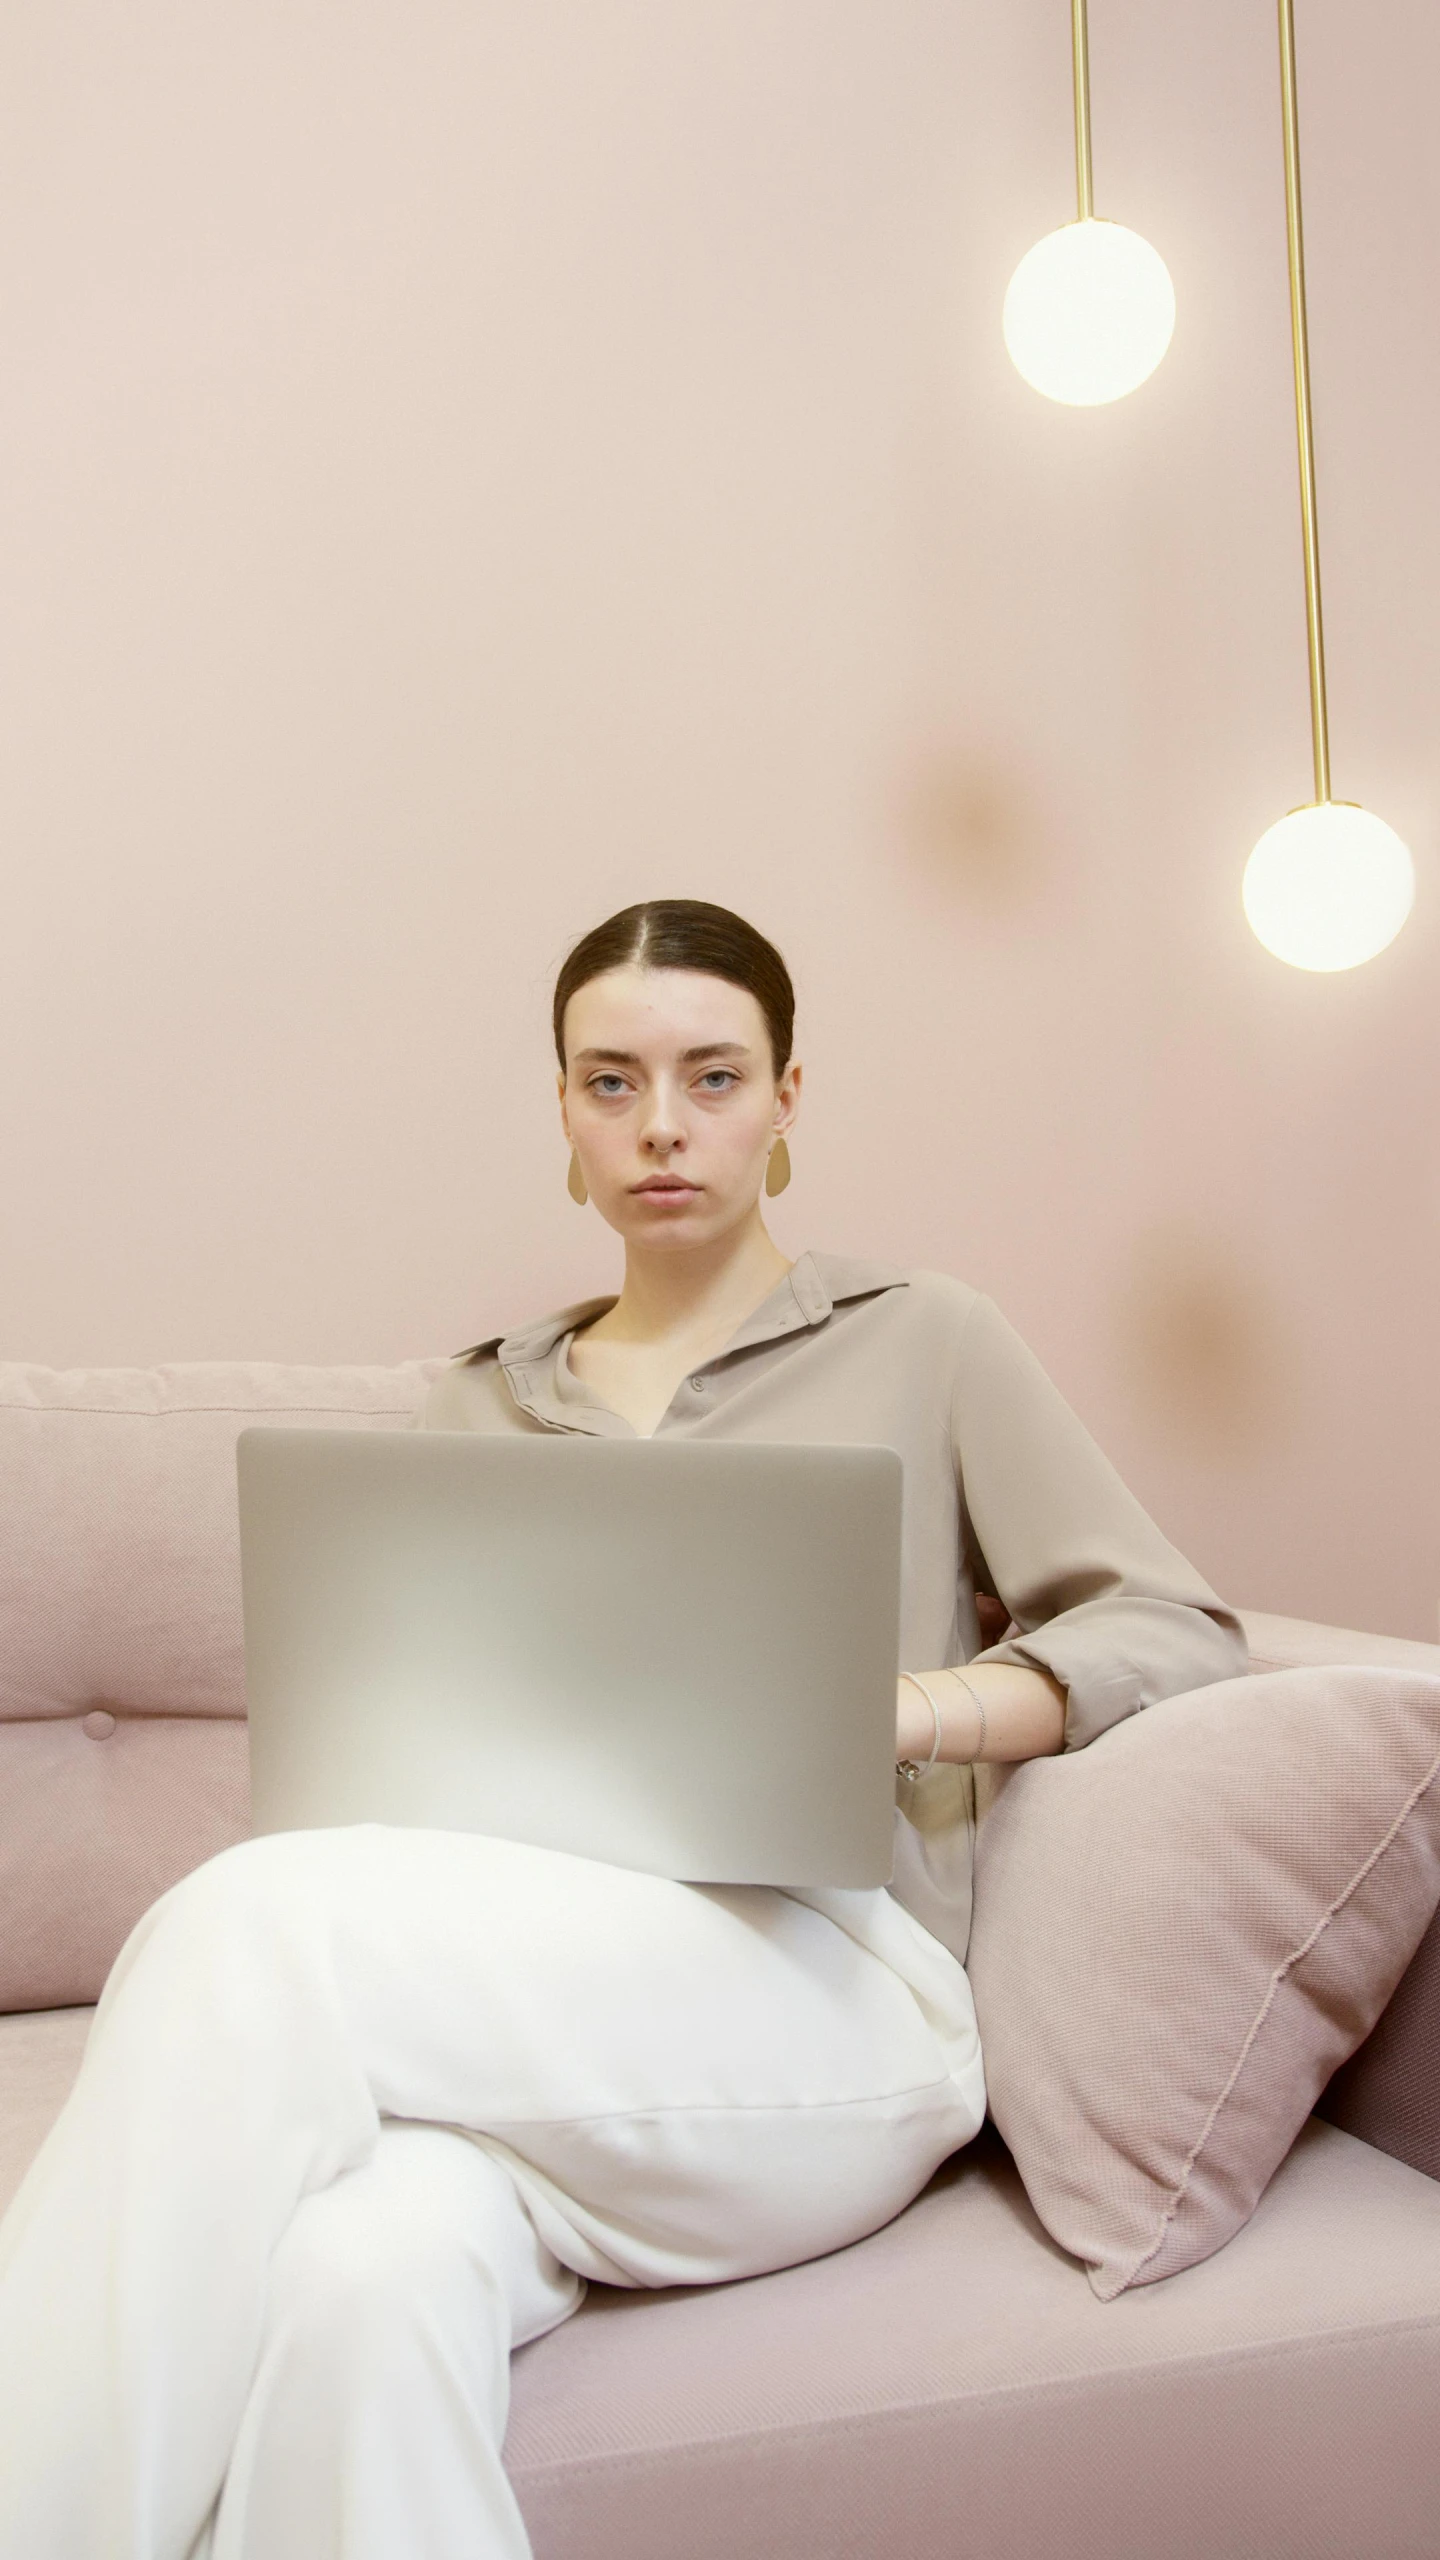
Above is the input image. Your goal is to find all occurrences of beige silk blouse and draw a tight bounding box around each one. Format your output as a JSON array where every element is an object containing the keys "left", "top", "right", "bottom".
[{"left": 419, "top": 1250, "right": 1247, "bottom": 1963}]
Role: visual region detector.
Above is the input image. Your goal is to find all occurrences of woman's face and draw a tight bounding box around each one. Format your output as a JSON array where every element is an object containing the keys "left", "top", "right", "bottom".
[{"left": 558, "top": 965, "right": 800, "bottom": 1251}]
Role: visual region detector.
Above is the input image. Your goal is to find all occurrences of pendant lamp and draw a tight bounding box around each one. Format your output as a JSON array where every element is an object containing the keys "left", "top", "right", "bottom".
[
  {"left": 1003, "top": 0, "right": 1175, "bottom": 406},
  {"left": 1242, "top": 0, "right": 1414, "bottom": 971}
]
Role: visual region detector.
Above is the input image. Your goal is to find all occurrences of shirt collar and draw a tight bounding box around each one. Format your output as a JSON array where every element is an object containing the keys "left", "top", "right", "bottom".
[{"left": 450, "top": 1250, "right": 908, "bottom": 1372}]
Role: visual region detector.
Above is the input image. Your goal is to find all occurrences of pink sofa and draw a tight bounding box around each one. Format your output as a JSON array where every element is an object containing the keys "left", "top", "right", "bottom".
[{"left": 3, "top": 1356, "right": 1440, "bottom": 2558}]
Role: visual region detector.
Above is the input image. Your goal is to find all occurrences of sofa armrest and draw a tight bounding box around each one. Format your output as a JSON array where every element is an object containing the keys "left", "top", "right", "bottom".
[
  {"left": 1317, "top": 1903, "right": 1440, "bottom": 2186},
  {"left": 1239, "top": 1606, "right": 1440, "bottom": 1679},
  {"left": 1239, "top": 1610, "right": 1440, "bottom": 2187}
]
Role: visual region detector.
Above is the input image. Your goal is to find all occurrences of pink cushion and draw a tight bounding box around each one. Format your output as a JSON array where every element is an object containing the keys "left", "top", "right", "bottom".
[
  {"left": 0, "top": 1359, "right": 445, "bottom": 2011},
  {"left": 967, "top": 1664, "right": 1440, "bottom": 2298}
]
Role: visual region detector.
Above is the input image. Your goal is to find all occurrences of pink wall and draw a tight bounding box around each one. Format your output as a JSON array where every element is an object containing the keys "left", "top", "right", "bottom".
[{"left": 1, "top": 2, "right": 1435, "bottom": 1638}]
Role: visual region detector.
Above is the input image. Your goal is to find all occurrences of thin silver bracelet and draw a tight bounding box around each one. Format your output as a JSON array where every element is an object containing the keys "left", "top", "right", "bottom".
[
  {"left": 896, "top": 1673, "right": 944, "bottom": 1780},
  {"left": 946, "top": 1666, "right": 987, "bottom": 1761}
]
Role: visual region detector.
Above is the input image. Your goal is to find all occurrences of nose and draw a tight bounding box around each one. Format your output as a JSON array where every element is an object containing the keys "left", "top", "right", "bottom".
[{"left": 637, "top": 1075, "right": 686, "bottom": 1156}]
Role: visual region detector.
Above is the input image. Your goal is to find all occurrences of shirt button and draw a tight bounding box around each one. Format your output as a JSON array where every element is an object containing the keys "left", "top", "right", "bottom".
[
  {"left": 82, "top": 1710, "right": 116, "bottom": 1740},
  {"left": 690, "top": 1376, "right": 707, "bottom": 1391}
]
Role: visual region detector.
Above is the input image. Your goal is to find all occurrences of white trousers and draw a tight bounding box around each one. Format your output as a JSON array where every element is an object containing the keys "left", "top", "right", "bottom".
[{"left": 0, "top": 1824, "right": 985, "bottom": 2560}]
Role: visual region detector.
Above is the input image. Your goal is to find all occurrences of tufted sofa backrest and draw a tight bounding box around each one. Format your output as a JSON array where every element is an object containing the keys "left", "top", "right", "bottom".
[{"left": 0, "top": 1358, "right": 448, "bottom": 2011}]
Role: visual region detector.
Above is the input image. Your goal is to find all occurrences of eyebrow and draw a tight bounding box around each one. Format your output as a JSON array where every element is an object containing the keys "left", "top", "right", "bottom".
[{"left": 572, "top": 1042, "right": 752, "bottom": 1067}]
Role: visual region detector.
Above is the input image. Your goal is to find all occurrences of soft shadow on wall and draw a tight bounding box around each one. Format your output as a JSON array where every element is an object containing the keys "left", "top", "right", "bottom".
[
  {"left": 1117, "top": 1222, "right": 1301, "bottom": 1458},
  {"left": 901, "top": 744, "right": 1049, "bottom": 916}
]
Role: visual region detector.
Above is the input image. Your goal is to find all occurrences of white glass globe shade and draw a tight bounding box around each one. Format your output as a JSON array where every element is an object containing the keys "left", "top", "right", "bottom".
[
  {"left": 1242, "top": 801, "right": 1415, "bottom": 972},
  {"left": 1002, "top": 217, "right": 1176, "bottom": 406}
]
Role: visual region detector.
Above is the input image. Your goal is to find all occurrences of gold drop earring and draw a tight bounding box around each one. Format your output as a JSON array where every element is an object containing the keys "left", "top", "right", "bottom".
[
  {"left": 567, "top": 1149, "right": 588, "bottom": 1206},
  {"left": 764, "top": 1136, "right": 792, "bottom": 1197}
]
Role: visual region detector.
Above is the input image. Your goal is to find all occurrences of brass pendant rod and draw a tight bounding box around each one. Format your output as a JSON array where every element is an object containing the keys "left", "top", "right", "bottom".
[
  {"left": 1072, "top": 0, "right": 1094, "bottom": 220},
  {"left": 1278, "top": 0, "right": 1331, "bottom": 805}
]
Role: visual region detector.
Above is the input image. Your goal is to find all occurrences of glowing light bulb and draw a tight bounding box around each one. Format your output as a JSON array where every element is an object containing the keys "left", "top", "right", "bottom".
[
  {"left": 1003, "top": 217, "right": 1175, "bottom": 406},
  {"left": 1242, "top": 801, "right": 1414, "bottom": 971}
]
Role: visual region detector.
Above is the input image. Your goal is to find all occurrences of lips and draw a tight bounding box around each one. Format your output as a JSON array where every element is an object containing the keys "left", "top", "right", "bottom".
[{"left": 634, "top": 1180, "right": 698, "bottom": 1195}]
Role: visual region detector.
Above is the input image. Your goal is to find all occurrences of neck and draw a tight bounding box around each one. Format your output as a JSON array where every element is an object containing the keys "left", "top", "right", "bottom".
[{"left": 599, "top": 1211, "right": 793, "bottom": 1350}]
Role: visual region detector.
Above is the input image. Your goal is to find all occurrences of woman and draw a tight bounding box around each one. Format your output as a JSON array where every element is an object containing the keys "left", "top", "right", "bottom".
[{"left": 0, "top": 898, "right": 1245, "bottom": 2560}]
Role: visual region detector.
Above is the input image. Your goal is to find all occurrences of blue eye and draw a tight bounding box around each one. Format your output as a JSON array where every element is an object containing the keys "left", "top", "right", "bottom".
[{"left": 586, "top": 1068, "right": 736, "bottom": 1096}]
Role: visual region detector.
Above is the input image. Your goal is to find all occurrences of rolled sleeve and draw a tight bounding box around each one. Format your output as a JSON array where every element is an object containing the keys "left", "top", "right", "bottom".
[{"left": 951, "top": 1294, "right": 1248, "bottom": 1750}]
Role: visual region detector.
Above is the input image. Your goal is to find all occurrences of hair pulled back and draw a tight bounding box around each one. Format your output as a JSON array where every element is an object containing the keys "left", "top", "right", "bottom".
[{"left": 552, "top": 900, "right": 794, "bottom": 1081}]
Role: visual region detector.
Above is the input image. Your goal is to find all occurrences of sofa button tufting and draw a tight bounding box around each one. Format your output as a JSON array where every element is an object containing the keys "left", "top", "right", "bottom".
[{"left": 81, "top": 1710, "right": 117, "bottom": 1740}]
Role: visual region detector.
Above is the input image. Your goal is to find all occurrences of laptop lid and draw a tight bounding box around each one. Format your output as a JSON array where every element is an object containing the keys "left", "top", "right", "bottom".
[{"left": 237, "top": 1428, "right": 902, "bottom": 1888}]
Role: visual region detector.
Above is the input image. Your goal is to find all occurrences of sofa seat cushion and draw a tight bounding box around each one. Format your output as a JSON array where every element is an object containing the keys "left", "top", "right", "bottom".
[
  {"left": 503, "top": 2120, "right": 1440, "bottom": 2560},
  {"left": 4, "top": 2012, "right": 1438, "bottom": 2560}
]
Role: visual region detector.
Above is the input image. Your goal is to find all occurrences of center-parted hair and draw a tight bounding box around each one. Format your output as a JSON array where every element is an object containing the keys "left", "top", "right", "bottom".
[{"left": 552, "top": 900, "right": 795, "bottom": 1081}]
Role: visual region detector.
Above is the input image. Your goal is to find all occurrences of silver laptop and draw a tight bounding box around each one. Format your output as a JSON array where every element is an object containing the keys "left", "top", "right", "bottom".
[{"left": 236, "top": 1429, "right": 902, "bottom": 1888}]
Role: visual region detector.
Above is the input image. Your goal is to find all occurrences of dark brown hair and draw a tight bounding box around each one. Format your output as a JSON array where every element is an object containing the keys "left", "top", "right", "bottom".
[{"left": 552, "top": 900, "right": 795, "bottom": 1081}]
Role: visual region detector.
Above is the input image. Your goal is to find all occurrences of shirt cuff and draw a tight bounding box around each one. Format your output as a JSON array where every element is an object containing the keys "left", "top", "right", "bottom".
[{"left": 971, "top": 1598, "right": 1249, "bottom": 1752}]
